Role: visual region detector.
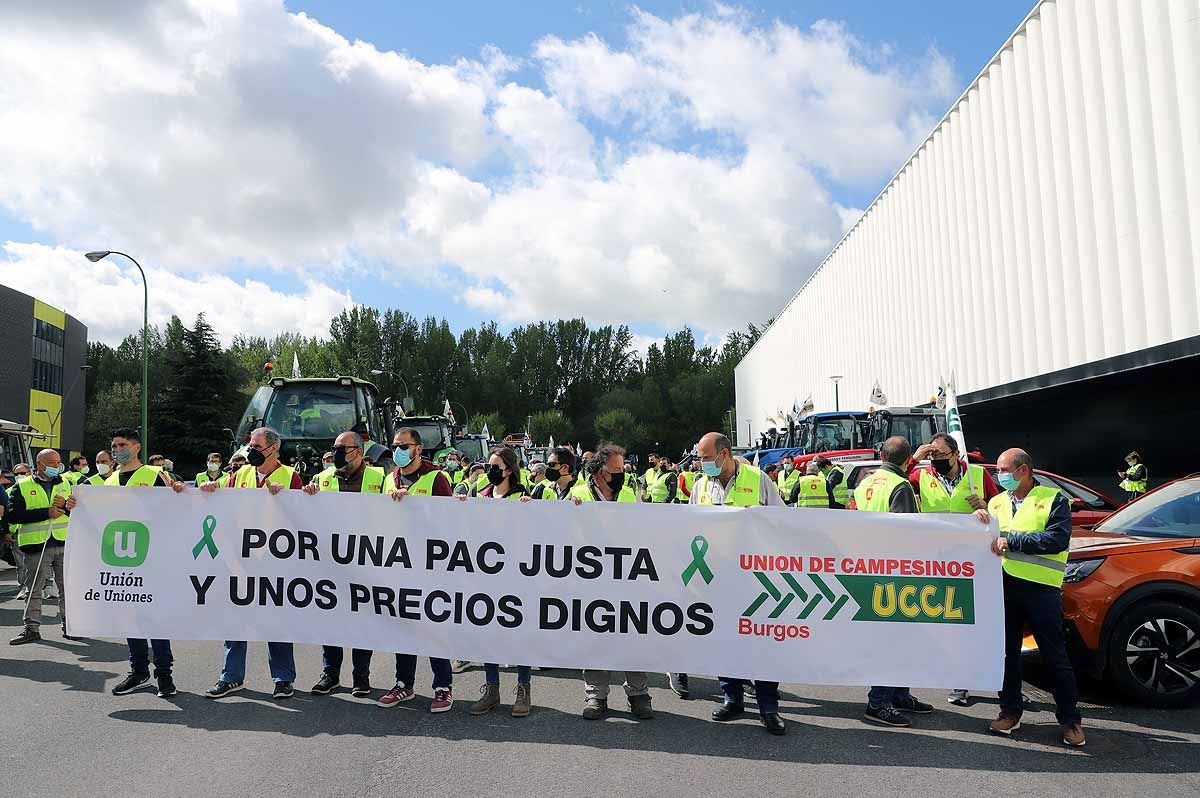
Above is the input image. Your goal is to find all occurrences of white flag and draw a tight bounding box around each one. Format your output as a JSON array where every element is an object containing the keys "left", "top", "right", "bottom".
[
  {"left": 548, "top": 435, "right": 555, "bottom": 450},
  {"left": 944, "top": 371, "right": 976, "bottom": 494},
  {"left": 443, "top": 400, "right": 456, "bottom": 425},
  {"left": 870, "top": 380, "right": 887, "bottom": 407},
  {"left": 292, "top": 351, "right": 301, "bottom": 378},
  {"left": 801, "top": 393, "right": 815, "bottom": 415},
  {"left": 482, "top": 423, "right": 491, "bottom": 440},
  {"left": 935, "top": 376, "right": 947, "bottom": 410}
]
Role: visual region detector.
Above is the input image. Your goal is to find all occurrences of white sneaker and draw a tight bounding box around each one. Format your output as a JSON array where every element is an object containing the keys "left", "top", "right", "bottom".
[
  {"left": 16, "top": 587, "right": 30, "bottom": 601},
  {"left": 948, "top": 689, "right": 969, "bottom": 706}
]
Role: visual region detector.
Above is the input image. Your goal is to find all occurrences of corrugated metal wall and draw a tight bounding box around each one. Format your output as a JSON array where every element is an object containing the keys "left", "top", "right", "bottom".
[{"left": 735, "top": 0, "right": 1200, "bottom": 446}]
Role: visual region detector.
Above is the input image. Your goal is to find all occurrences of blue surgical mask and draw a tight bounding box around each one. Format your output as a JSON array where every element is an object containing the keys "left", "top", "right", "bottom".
[
  {"left": 701, "top": 460, "right": 721, "bottom": 477},
  {"left": 997, "top": 471, "right": 1020, "bottom": 492},
  {"left": 393, "top": 447, "right": 413, "bottom": 468},
  {"left": 43, "top": 466, "right": 62, "bottom": 479}
]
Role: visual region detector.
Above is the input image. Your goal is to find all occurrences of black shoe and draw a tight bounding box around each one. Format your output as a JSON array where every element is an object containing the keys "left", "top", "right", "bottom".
[
  {"left": 745, "top": 683, "right": 757, "bottom": 699},
  {"left": 310, "top": 672, "right": 339, "bottom": 695},
  {"left": 156, "top": 675, "right": 178, "bottom": 697},
  {"left": 351, "top": 677, "right": 371, "bottom": 698},
  {"left": 205, "top": 680, "right": 244, "bottom": 699},
  {"left": 761, "top": 712, "right": 786, "bottom": 735},
  {"left": 9, "top": 625, "right": 40, "bottom": 646},
  {"left": 894, "top": 694, "right": 933, "bottom": 714},
  {"left": 628, "top": 694, "right": 654, "bottom": 719},
  {"left": 668, "top": 672, "right": 690, "bottom": 699},
  {"left": 61, "top": 623, "right": 77, "bottom": 641},
  {"left": 712, "top": 702, "right": 745, "bottom": 722},
  {"left": 273, "top": 681, "right": 295, "bottom": 699},
  {"left": 112, "top": 672, "right": 152, "bottom": 696},
  {"left": 582, "top": 698, "right": 608, "bottom": 720},
  {"left": 864, "top": 705, "right": 911, "bottom": 727}
]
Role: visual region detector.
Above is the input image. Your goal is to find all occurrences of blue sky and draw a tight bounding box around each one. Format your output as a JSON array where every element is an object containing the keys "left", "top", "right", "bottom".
[{"left": 0, "top": 0, "right": 1036, "bottom": 347}]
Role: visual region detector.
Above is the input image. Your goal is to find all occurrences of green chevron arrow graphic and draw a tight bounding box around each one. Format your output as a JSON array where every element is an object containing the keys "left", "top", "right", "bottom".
[{"left": 743, "top": 572, "right": 852, "bottom": 620}]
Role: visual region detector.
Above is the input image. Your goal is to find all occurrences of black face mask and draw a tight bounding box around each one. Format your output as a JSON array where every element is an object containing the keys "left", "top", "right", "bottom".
[
  {"left": 247, "top": 447, "right": 267, "bottom": 467},
  {"left": 545, "top": 466, "right": 562, "bottom": 482},
  {"left": 608, "top": 471, "right": 625, "bottom": 493},
  {"left": 333, "top": 448, "right": 356, "bottom": 471},
  {"left": 486, "top": 464, "right": 506, "bottom": 486},
  {"left": 931, "top": 457, "right": 953, "bottom": 476}
]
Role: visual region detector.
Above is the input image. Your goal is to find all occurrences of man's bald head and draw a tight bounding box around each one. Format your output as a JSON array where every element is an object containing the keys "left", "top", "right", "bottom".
[
  {"left": 697, "top": 432, "right": 731, "bottom": 457},
  {"left": 36, "top": 449, "right": 61, "bottom": 468},
  {"left": 997, "top": 448, "right": 1032, "bottom": 472},
  {"left": 334, "top": 431, "right": 361, "bottom": 449},
  {"left": 879, "top": 436, "right": 911, "bottom": 467}
]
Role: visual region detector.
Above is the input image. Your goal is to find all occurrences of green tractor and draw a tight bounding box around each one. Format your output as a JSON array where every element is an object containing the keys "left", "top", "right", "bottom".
[{"left": 232, "top": 376, "right": 397, "bottom": 480}]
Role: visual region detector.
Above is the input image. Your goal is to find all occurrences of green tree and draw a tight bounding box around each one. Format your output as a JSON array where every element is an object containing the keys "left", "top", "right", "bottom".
[
  {"left": 469, "top": 412, "right": 506, "bottom": 440},
  {"left": 529, "top": 410, "right": 572, "bottom": 446},
  {"left": 84, "top": 382, "right": 140, "bottom": 457},
  {"left": 594, "top": 408, "right": 646, "bottom": 450}
]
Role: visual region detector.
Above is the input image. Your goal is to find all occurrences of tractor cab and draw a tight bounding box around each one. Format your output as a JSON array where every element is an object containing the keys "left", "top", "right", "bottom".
[{"left": 865, "top": 406, "right": 947, "bottom": 451}]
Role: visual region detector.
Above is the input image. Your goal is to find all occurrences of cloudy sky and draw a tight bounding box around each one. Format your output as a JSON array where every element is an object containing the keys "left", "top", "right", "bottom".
[{"left": 0, "top": 0, "right": 1033, "bottom": 347}]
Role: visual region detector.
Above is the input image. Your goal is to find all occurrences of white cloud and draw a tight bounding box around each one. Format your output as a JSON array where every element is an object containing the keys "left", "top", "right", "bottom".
[
  {"left": 1, "top": 242, "right": 352, "bottom": 346},
  {"left": 0, "top": 1, "right": 956, "bottom": 340}
]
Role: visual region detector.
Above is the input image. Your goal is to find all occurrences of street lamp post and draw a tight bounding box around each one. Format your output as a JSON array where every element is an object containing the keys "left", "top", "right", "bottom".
[
  {"left": 86, "top": 251, "right": 149, "bottom": 451},
  {"left": 448, "top": 400, "right": 470, "bottom": 430},
  {"left": 829, "top": 375, "right": 844, "bottom": 412},
  {"left": 370, "top": 369, "right": 413, "bottom": 414}
]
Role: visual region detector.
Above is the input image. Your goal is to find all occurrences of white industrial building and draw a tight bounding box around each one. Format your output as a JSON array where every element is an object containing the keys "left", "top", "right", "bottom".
[{"left": 735, "top": 0, "right": 1199, "bottom": 470}]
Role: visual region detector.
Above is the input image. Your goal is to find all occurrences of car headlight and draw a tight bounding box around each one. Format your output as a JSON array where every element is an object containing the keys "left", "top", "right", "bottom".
[{"left": 1063, "top": 557, "right": 1105, "bottom": 584}]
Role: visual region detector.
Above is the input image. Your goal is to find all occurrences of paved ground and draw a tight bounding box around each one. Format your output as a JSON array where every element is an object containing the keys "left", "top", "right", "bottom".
[{"left": 1, "top": 565, "right": 1197, "bottom": 798}]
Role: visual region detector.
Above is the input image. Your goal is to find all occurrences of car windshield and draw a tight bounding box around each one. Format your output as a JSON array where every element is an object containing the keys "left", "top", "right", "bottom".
[
  {"left": 264, "top": 386, "right": 359, "bottom": 440},
  {"left": 811, "top": 419, "right": 855, "bottom": 452},
  {"left": 455, "top": 437, "right": 487, "bottom": 463},
  {"left": 1094, "top": 480, "right": 1200, "bottom": 539},
  {"left": 400, "top": 421, "right": 449, "bottom": 452}
]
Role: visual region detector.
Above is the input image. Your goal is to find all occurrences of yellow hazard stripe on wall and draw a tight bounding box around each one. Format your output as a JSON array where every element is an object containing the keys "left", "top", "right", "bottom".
[{"left": 33, "top": 299, "right": 66, "bottom": 329}]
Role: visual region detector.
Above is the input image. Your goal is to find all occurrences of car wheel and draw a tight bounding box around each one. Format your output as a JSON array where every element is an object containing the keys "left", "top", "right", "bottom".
[{"left": 1106, "top": 600, "right": 1200, "bottom": 708}]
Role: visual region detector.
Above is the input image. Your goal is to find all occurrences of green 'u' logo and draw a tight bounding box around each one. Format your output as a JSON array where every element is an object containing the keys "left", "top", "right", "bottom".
[{"left": 100, "top": 520, "right": 150, "bottom": 567}]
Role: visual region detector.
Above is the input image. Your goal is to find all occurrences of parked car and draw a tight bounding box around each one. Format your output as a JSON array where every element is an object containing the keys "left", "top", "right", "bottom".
[{"left": 1061, "top": 475, "right": 1200, "bottom": 708}]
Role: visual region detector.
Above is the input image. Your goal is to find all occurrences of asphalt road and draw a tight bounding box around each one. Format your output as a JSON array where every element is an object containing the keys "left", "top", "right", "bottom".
[{"left": 1, "top": 565, "right": 1197, "bottom": 798}]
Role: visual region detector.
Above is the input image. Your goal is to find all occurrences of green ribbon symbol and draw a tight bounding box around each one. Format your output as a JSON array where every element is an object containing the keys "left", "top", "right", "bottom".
[
  {"left": 192, "top": 514, "right": 219, "bottom": 560},
  {"left": 681, "top": 535, "right": 714, "bottom": 586}
]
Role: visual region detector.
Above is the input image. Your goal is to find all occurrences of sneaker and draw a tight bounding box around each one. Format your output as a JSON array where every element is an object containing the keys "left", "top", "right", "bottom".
[
  {"left": 989, "top": 711, "right": 1022, "bottom": 736},
  {"left": 112, "top": 672, "right": 152, "bottom": 695},
  {"left": 864, "top": 705, "right": 911, "bottom": 727},
  {"left": 310, "top": 672, "right": 339, "bottom": 695},
  {"left": 205, "top": 680, "right": 244, "bottom": 699},
  {"left": 512, "top": 684, "right": 531, "bottom": 717},
  {"left": 9, "top": 625, "right": 40, "bottom": 646},
  {"left": 273, "top": 681, "right": 295, "bottom": 699},
  {"left": 470, "top": 683, "right": 500, "bottom": 715},
  {"left": 1061, "top": 724, "right": 1086, "bottom": 747},
  {"left": 894, "top": 694, "right": 933, "bottom": 714},
  {"left": 668, "top": 672, "right": 690, "bottom": 699},
  {"left": 947, "top": 689, "right": 969, "bottom": 706},
  {"left": 377, "top": 683, "right": 415, "bottom": 707},
  {"left": 16, "top": 586, "right": 29, "bottom": 601},
  {"left": 430, "top": 688, "right": 453, "bottom": 713},
  {"left": 451, "top": 660, "right": 472, "bottom": 673},
  {"left": 582, "top": 697, "right": 608, "bottom": 720},
  {"left": 351, "top": 677, "right": 371, "bottom": 698},
  {"left": 156, "top": 675, "right": 178, "bottom": 698},
  {"left": 628, "top": 694, "right": 654, "bottom": 720}
]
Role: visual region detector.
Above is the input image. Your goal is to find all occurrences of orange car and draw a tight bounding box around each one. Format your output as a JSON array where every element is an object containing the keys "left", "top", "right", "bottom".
[{"left": 1060, "top": 475, "right": 1200, "bottom": 708}]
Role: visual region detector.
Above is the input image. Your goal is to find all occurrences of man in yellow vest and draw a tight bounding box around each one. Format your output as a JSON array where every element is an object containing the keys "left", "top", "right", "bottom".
[
  {"left": 301, "top": 430, "right": 383, "bottom": 699},
  {"left": 648, "top": 456, "right": 679, "bottom": 503},
  {"left": 196, "top": 452, "right": 225, "bottom": 487},
  {"left": 199, "top": 426, "right": 300, "bottom": 700},
  {"left": 570, "top": 442, "right": 652, "bottom": 722},
  {"left": 854, "top": 436, "right": 935, "bottom": 727},
  {"left": 777, "top": 458, "right": 801, "bottom": 503},
  {"left": 813, "top": 456, "right": 850, "bottom": 508},
  {"left": 63, "top": 454, "right": 90, "bottom": 485},
  {"left": 691, "top": 432, "right": 787, "bottom": 736},
  {"left": 7, "top": 449, "right": 75, "bottom": 646},
  {"left": 86, "top": 449, "right": 114, "bottom": 486},
  {"left": 94, "top": 428, "right": 178, "bottom": 695},
  {"left": 980, "top": 448, "right": 1083, "bottom": 747},
  {"left": 382, "top": 426, "right": 457, "bottom": 712},
  {"left": 910, "top": 433, "right": 1000, "bottom": 706},
  {"left": 791, "top": 461, "right": 829, "bottom": 508},
  {"left": 641, "top": 453, "right": 660, "bottom": 493},
  {"left": 1118, "top": 450, "right": 1148, "bottom": 502}
]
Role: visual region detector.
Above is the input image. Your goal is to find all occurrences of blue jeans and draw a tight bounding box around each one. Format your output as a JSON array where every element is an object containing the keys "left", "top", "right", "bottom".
[
  {"left": 322, "top": 646, "right": 372, "bottom": 680},
  {"left": 395, "top": 654, "right": 454, "bottom": 690},
  {"left": 485, "top": 663, "right": 531, "bottom": 685},
  {"left": 128, "top": 638, "right": 173, "bottom": 677},
  {"left": 221, "top": 640, "right": 296, "bottom": 684},
  {"left": 867, "top": 685, "right": 912, "bottom": 709},
  {"left": 719, "top": 677, "right": 780, "bottom": 714},
  {"left": 1000, "top": 573, "right": 1081, "bottom": 725}
]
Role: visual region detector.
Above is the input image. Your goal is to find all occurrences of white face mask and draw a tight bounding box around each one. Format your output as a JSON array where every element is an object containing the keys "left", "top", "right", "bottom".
[
  {"left": 95, "top": 463, "right": 111, "bottom": 476},
  {"left": 208, "top": 462, "right": 221, "bottom": 473},
  {"left": 78, "top": 464, "right": 90, "bottom": 475}
]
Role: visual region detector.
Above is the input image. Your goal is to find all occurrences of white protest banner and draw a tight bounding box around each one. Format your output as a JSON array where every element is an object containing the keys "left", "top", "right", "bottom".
[{"left": 65, "top": 486, "right": 1004, "bottom": 689}]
